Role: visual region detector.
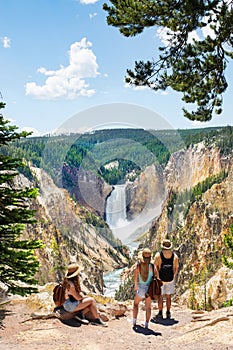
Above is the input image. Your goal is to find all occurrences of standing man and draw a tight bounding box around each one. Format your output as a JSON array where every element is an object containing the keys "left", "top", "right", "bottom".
[{"left": 152, "top": 239, "right": 179, "bottom": 320}]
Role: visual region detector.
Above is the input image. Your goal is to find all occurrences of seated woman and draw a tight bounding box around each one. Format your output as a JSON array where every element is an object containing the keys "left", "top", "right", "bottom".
[{"left": 63, "top": 263, "right": 107, "bottom": 327}]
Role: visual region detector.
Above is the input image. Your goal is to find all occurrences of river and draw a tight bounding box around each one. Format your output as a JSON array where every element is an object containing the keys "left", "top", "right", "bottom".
[
  {"left": 103, "top": 241, "right": 138, "bottom": 297},
  {"left": 103, "top": 183, "right": 159, "bottom": 297}
]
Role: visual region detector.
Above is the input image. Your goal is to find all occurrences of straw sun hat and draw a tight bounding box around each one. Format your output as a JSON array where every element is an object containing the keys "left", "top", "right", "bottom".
[
  {"left": 138, "top": 248, "right": 152, "bottom": 263},
  {"left": 65, "top": 263, "right": 82, "bottom": 279}
]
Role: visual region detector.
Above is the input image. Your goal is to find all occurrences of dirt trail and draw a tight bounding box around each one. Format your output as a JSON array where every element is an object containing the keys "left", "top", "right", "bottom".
[{"left": 0, "top": 300, "right": 233, "bottom": 350}]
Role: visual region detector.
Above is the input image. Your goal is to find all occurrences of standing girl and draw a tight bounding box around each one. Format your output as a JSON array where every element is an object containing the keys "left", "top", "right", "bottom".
[{"left": 133, "top": 248, "right": 156, "bottom": 329}]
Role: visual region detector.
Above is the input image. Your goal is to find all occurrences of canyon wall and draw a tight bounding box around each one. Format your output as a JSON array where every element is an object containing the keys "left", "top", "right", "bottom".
[{"left": 16, "top": 167, "right": 128, "bottom": 294}]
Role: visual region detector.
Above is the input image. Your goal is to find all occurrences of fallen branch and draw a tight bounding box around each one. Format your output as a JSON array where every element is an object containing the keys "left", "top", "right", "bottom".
[
  {"left": 21, "top": 309, "right": 75, "bottom": 324},
  {"left": 185, "top": 316, "right": 229, "bottom": 333},
  {"left": 191, "top": 317, "right": 211, "bottom": 322},
  {"left": 21, "top": 313, "right": 58, "bottom": 323}
]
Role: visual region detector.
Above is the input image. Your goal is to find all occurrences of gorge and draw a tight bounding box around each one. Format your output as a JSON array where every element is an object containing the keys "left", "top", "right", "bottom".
[{"left": 2, "top": 126, "right": 233, "bottom": 308}]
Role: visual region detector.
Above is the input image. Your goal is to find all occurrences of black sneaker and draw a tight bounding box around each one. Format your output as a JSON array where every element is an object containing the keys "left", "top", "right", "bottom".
[
  {"left": 91, "top": 318, "right": 108, "bottom": 327},
  {"left": 166, "top": 311, "right": 171, "bottom": 319},
  {"left": 151, "top": 312, "right": 163, "bottom": 323},
  {"left": 74, "top": 313, "right": 89, "bottom": 325}
]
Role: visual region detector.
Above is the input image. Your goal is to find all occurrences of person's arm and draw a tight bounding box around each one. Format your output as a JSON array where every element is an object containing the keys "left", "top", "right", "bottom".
[
  {"left": 134, "top": 263, "right": 139, "bottom": 292},
  {"left": 173, "top": 254, "right": 179, "bottom": 278},
  {"left": 67, "top": 282, "right": 84, "bottom": 301},
  {"left": 153, "top": 262, "right": 159, "bottom": 278},
  {"left": 154, "top": 252, "right": 161, "bottom": 277}
]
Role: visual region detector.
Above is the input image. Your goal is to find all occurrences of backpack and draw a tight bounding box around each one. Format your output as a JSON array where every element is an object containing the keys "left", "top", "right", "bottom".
[
  {"left": 159, "top": 252, "right": 174, "bottom": 282},
  {"left": 53, "top": 282, "right": 66, "bottom": 307}
]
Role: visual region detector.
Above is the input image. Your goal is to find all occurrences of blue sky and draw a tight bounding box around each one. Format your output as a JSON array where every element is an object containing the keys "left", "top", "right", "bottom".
[{"left": 1, "top": 0, "right": 232, "bottom": 136}]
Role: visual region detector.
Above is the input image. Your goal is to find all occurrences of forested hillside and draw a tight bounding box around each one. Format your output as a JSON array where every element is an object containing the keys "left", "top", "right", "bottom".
[
  {"left": 1, "top": 120, "right": 233, "bottom": 304},
  {"left": 3, "top": 126, "right": 233, "bottom": 188}
]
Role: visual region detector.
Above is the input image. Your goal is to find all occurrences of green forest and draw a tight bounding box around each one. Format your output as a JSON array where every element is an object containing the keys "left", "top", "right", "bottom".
[{"left": 2, "top": 125, "right": 233, "bottom": 187}]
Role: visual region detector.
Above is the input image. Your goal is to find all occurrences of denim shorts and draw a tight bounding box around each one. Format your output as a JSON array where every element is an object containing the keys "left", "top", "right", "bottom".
[
  {"left": 63, "top": 298, "right": 80, "bottom": 312},
  {"left": 136, "top": 284, "right": 149, "bottom": 298}
]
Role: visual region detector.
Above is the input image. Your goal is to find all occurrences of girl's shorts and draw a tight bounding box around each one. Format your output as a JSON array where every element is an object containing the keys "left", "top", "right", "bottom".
[
  {"left": 63, "top": 298, "right": 81, "bottom": 312},
  {"left": 136, "top": 284, "right": 149, "bottom": 298}
]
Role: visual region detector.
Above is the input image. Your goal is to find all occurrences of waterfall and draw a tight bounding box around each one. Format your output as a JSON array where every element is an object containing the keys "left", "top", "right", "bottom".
[
  {"left": 104, "top": 184, "right": 162, "bottom": 296},
  {"left": 105, "top": 183, "right": 161, "bottom": 243},
  {"left": 105, "top": 184, "right": 127, "bottom": 228},
  {"left": 105, "top": 184, "right": 132, "bottom": 242}
]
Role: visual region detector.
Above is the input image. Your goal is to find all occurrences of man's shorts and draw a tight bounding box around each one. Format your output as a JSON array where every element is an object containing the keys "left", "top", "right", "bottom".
[{"left": 161, "top": 280, "right": 175, "bottom": 295}]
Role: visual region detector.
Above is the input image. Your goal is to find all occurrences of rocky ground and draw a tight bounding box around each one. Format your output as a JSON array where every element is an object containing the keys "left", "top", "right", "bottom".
[{"left": 1, "top": 297, "right": 233, "bottom": 350}]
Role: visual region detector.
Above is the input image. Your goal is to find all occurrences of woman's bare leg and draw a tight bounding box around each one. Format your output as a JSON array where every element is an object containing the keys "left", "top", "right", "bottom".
[
  {"left": 73, "top": 297, "right": 99, "bottom": 319},
  {"left": 133, "top": 295, "right": 142, "bottom": 319},
  {"left": 133, "top": 294, "right": 143, "bottom": 326},
  {"left": 145, "top": 296, "right": 152, "bottom": 323}
]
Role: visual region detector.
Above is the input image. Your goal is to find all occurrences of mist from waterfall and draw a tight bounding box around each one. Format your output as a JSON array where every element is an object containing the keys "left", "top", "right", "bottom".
[
  {"left": 105, "top": 184, "right": 127, "bottom": 228},
  {"left": 105, "top": 184, "right": 162, "bottom": 244},
  {"left": 104, "top": 184, "right": 161, "bottom": 296}
]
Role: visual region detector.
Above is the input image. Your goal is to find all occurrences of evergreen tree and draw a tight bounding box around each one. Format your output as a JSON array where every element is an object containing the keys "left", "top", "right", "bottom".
[
  {"left": 103, "top": 1, "right": 233, "bottom": 122},
  {"left": 0, "top": 102, "right": 43, "bottom": 296},
  {"left": 223, "top": 224, "right": 233, "bottom": 269}
]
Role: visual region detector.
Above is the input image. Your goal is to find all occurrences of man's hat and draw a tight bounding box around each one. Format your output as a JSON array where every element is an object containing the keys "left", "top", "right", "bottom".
[{"left": 161, "top": 239, "right": 173, "bottom": 250}]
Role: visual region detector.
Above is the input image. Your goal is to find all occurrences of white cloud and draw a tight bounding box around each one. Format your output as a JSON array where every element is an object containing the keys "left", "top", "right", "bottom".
[
  {"left": 89, "top": 12, "right": 97, "bottom": 19},
  {"left": 124, "top": 79, "right": 147, "bottom": 90},
  {"left": 133, "top": 85, "right": 149, "bottom": 91},
  {"left": 157, "top": 27, "right": 177, "bottom": 47},
  {"left": 201, "top": 14, "right": 217, "bottom": 39},
  {"left": 157, "top": 12, "right": 220, "bottom": 47},
  {"left": 80, "top": 0, "right": 99, "bottom": 4},
  {"left": 1, "top": 36, "right": 11, "bottom": 48},
  {"left": 187, "top": 30, "right": 200, "bottom": 43},
  {"left": 157, "top": 27, "right": 201, "bottom": 46},
  {"left": 25, "top": 38, "right": 99, "bottom": 100},
  {"left": 192, "top": 120, "right": 204, "bottom": 127}
]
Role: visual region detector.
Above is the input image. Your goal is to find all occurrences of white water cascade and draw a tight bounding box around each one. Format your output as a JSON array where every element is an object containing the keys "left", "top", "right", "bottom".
[
  {"left": 104, "top": 184, "right": 162, "bottom": 296},
  {"left": 105, "top": 184, "right": 130, "bottom": 242},
  {"left": 106, "top": 184, "right": 127, "bottom": 226},
  {"left": 105, "top": 183, "right": 162, "bottom": 243}
]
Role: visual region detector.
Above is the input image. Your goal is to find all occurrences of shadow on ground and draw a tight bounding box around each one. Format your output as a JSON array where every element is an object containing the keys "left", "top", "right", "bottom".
[
  {"left": 55, "top": 306, "right": 89, "bottom": 328},
  {"left": 60, "top": 318, "right": 82, "bottom": 327},
  {"left": 151, "top": 317, "right": 179, "bottom": 326},
  {"left": 133, "top": 325, "right": 162, "bottom": 336},
  {"left": 0, "top": 306, "right": 12, "bottom": 330}
]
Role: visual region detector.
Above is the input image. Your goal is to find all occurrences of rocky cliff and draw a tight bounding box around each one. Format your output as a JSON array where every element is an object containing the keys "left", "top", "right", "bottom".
[
  {"left": 164, "top": 142, "right": 231, "bottom": 191},
  {"left": 16, "top": 166, "right": 128, "bottom": 294},
  {"left": 143, "top": 144, "right": 233, "bottom": 309},
  {"left": 126, "top": 163, "right": 165, "bottom": 220},
  {"left": 128, "top": 143, "right": 232, "bottom": 219},
  {"left": 62, "top": 163, "right": 112, "bottom": 218}
]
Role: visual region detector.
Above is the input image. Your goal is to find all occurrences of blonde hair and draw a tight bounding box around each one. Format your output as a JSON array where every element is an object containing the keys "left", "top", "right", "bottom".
[
  {"left": 138, "top": 257, "right": 152, "bottom": 282},
  {"left": 63, "top": 275, "right": 81, "bottom": 292}
]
